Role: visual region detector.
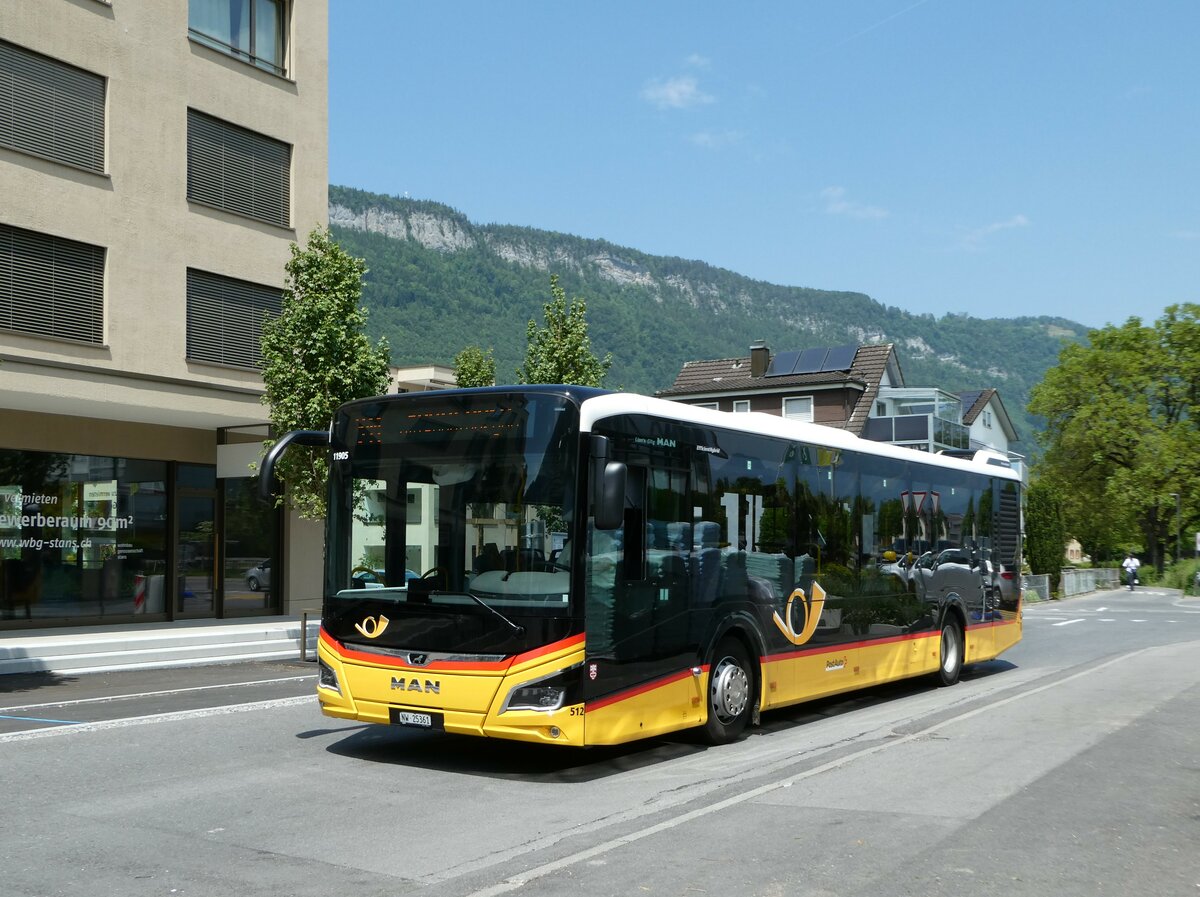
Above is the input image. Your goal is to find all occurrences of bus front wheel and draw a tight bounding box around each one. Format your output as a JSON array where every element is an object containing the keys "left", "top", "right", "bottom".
[
  {"left": 937, "top": 617, "right": 964, "bottom": 687},
  {"left": 702, "top": 637, "right": 755, "bottom": 744}
]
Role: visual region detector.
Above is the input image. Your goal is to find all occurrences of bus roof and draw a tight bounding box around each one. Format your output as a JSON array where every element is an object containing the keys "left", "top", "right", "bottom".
[{"left": 577, "top": 390, "right": 1022, "bottom": 481}]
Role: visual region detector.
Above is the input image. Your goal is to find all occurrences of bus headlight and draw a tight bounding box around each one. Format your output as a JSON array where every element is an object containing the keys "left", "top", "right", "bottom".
[
  {"left": 318, "top": 657, "right": 341, "bottom": 694},
  {"left": 501, "top": 664, "right": 581, "bottom": 714}
]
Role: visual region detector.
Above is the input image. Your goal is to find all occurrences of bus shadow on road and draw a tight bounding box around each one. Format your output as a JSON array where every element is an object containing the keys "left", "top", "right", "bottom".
[
  {"left": 320, "top": 724, "right": 708, "bottom": 781},
  {"left": 315, "top": 661, "right": 1020, "bottom": 781}
]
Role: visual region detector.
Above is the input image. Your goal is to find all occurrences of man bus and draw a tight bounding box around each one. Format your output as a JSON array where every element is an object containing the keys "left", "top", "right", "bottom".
[{"left": 262, "top": 386, "right": 1022, "bottom": 747}]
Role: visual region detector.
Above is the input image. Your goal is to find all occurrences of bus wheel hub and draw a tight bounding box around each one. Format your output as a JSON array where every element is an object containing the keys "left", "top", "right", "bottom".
[{"left": 711, "top": 658, "right": 749, "bottom": 723}]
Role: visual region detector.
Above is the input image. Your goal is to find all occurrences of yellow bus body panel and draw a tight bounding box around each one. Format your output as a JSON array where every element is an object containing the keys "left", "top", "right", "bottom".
[{"left": 316, "top": 631, "right": 589, "bottom": 746}]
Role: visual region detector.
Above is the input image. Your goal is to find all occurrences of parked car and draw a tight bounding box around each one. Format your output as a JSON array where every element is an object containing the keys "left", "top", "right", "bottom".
[
  {"left": 244, "top": 559, "right": 271, "bottom": 592},
  {"left": 349, "top": 568, "right": 420, "bottom": 589}
]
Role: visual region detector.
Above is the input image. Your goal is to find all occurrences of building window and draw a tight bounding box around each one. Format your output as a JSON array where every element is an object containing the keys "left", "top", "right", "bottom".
[
  {"left": 693, "top": 402, "right": 719, "bottom": 411},
  {"left": 0, "top": 40, "right": 106, "bottom": 172},
  {"left": 782, "top": 396, "right": 813, "bottom": 422},
  {"left": 189, "top": 0, "right": 288, "bottom": 77},
  {"left": 983, "top": 410, "right": 993, "bottom": 428},
  {"left": 187, "top": 109, "right": 291, "bottom": 227},
  {"left": 0, "top": 224, "right": 104, "bottom": 343},
  {"left": 0, "top": 449, "right": 168, "bottom": 626},
  {"left": 186, "top": 268, "right": 282, "bottom": 369},
  {"left": 733, "top": 400, "right": 750, "bottom": 413},
  {"left": 876, "top": 401, "right": 887, "bottom": 416}
]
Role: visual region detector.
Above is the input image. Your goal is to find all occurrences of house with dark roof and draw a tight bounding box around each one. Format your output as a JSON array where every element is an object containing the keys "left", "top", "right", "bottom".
[
  {"left": 657, "top": 342, "right": 903, "bottom": 434},
  {"left": 659, "top": 343, "right": 1021, "bottom": 465}
]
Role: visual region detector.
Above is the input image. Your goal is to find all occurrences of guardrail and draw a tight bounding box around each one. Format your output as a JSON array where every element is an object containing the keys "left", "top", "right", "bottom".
[
  {"left": 1022, "top": 574, "right": 1051, "bottom": 601},
  {"left": 1061, "top": 567, "right": 1120, "bottom": 597}
]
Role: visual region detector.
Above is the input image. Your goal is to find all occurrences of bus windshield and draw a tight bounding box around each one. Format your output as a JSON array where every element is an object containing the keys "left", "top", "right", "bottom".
[{"left": 323, "top": 391, "right": 581, "bottom": 656}]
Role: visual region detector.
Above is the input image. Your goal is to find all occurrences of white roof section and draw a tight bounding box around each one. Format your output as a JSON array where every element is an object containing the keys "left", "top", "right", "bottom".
[{"left": 579, "top": 391, "right": 1021, "bottom": 482}]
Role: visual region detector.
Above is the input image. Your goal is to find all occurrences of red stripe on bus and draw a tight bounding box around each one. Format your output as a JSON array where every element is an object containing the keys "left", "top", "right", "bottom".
[
  {"left": 587, "top": 666, "right": 703, "bottom": 712},
  {"left": 321, "top": 628, "right": 583, "bottom": 673}
]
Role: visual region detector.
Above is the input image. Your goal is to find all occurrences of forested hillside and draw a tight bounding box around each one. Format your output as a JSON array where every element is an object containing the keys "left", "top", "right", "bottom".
[{"left": 329, "top": 185, "right": 1089, "bottom": 451}]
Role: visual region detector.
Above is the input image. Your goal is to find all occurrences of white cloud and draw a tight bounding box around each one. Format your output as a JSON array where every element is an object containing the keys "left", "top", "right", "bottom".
[
  {"left": 641, "top": 76, "right": 715, "bottom": 109},
  {"left": 961, "top": 214, "right": 1030, "bottom": 249},
  {"left": 821, "top": 186, "right": 889, "bottom": 220},
  {"left": 689, "top": 130, "right": 743, "bottom": 149},
  {"left": 685, "top": 53, "right": 711, "bottom": 69}
]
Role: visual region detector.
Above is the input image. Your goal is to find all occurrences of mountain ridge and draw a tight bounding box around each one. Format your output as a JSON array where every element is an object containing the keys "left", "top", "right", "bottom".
[{"left": 328, "top": 185, "right": 1088, "bottom": 449}]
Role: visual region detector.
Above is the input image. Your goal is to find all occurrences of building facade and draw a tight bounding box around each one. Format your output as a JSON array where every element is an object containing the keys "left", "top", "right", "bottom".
[{"left": 1, "top": 0, "right": 328, "bottom": 629}]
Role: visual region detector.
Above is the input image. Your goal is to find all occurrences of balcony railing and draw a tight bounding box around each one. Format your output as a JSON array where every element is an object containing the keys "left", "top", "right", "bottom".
[{"left": 861, "top": 414, "right": 970, "bottom": 452}]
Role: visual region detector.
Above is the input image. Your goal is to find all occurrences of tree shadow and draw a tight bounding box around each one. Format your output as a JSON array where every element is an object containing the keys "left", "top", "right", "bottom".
[{"left": 0, "top": 670, "right": 80, "bottom": 696}]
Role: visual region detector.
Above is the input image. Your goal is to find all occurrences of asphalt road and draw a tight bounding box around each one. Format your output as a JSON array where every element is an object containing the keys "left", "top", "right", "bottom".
[{"left": 2, "top": 587, "right": 1198, "bottom": 897}]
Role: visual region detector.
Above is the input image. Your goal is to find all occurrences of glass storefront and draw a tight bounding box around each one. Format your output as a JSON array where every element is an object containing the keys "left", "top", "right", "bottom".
[{"left": 0, "top": 447, "right": 279, "bottom": 627}]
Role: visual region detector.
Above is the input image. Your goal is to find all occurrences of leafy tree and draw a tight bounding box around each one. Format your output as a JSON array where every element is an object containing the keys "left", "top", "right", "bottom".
[
  {"left": 1028, "top": 305, "right": 1200, "bottom": 571},
  {"left": 453, "top": 345, "right": 496, "bottom": 387},
  {"left": 260, "top": 227, "right": 391, "bottom": 519},
  {"left": 516, "top": 274, "right": 612, "bottom": 386},
  {"left": 1025, "top": 479, "right": 1066, "bottom": 593}
]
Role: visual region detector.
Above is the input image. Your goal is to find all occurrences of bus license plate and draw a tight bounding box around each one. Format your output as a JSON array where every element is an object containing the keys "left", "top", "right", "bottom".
[{"left": 390, "top": 708, "right": 443, "bottom": 730}]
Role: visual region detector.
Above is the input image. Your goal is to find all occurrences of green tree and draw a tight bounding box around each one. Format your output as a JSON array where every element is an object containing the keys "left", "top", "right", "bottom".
[
  {"left": 1025, "top": 479, "right": 1066, "bottom": 594},
  {"left": 1028, "top": 305, "right": 1200, "bottom": 571},
  {"left": 516, "top": 274, "right": 612, "bottom": 386},
  {"left": 453, "top": 345, "right": 496, "bottom": 387},
  {"left": 260, "top": 227, "right": 391, "bottom": 519}
]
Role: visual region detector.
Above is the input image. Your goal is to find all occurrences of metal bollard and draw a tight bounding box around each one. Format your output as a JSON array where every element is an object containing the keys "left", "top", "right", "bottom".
[{"left": 300, "top": 610, "right": 318, "bottom": 661}]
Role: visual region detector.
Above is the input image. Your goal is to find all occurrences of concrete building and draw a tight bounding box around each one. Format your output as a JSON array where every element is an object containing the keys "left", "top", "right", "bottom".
[{"left": 1, "top": 1, "right": 329, "bottom": 629}]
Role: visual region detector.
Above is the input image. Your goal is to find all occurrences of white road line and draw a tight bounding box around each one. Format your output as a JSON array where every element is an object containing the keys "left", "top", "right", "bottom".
[
  {"left": 1053, "top": 618, "right": 1086, "bottom": 627},
  {"left": 0, "top": 675, "right": 313, "bottom": 713},
  {"left": 459, "top": 647, "right": 1157, "bottom": 897},
  {"left": 0, "top": 695, "right": 314, "bottom": 742}
]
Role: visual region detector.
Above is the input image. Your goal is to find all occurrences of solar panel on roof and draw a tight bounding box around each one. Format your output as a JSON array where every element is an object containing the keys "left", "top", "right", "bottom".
[
  {"left": 765, "top": 349, "right": 801, "bottom": 377},
  {"left": 793, "top": 347, "right": 829, "bottom": 374},
  {"left": 821, "top": 344, "right": 857, "bottom": 372}
]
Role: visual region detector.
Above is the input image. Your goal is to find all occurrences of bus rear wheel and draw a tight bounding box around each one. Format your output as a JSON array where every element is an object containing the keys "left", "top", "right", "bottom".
[
  {"left": 702, "top": 637, "right": 754, "bottom": 744},
  {"left": 936, "top": 617, "right": 964, "bottom": 686}
]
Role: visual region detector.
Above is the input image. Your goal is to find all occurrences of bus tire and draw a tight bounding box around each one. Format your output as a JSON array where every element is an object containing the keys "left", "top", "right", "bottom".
[
  {"left": 936, "top": 615, "right": 964, "bottom": 687},
  {"left": 702, "top": 637, "right": 754, "bottom": 744}
]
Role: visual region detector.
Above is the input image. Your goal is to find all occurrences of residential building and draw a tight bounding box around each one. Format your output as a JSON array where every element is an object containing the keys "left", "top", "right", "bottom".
[
  {"left": 657, "top": 342, "right": 902, "bottom": 433},
  {"left": 1, "top": 0, "right": 329, "bottom": 629},
  {"left": 660, "top": 342, "right": 1020, "bottom": 462}
]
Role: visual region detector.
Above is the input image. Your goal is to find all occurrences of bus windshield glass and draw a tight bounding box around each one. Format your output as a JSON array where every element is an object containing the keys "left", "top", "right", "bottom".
[{"left": 323, "top": 392, "right": 580, "bottom": 655}]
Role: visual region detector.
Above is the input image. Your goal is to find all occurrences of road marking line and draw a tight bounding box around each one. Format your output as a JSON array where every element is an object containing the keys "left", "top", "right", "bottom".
[
  {"left": 0, "top": 695, "right": 313, "bottom": 742},
  {"left": 1053, "top": 618, "right": 1086, "bottom": 627},
  {"left": 0, "top": 675, "right": 313, "bottom": 713},
  {"left": 458, "top": 647, "right": 1162, "bottom": 897}
]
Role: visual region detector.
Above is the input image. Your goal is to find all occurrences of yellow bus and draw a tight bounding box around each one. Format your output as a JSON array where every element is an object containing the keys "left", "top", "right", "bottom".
[{"left": 263, "top": 387, "right": 1022, "bottom": 747}]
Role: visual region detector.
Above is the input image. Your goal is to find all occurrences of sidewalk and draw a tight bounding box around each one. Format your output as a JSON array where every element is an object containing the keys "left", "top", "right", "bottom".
[{"left": 0, "top": 614, "right": 320, "bottom": 677}]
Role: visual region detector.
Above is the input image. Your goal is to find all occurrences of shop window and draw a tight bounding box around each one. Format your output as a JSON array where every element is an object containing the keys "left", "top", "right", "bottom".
[{"left": 0, "top": 449, "right": 167, "bottom": 625}]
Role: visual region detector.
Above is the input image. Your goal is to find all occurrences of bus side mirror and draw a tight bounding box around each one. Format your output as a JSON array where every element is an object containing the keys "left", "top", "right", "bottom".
[
  {"left": 590, "top": 434, "right": 626, "bottom": 530},
  {"left": 595, "top": 462, "right": 627, "bottom": 531},
  {"left": 259, "top": 429, "right": 330, "bottom": 500}
]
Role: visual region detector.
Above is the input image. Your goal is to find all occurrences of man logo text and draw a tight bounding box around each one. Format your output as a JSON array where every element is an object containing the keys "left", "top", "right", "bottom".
[{"left": 391, "top": 677, "right": 440, "bottom": 694}]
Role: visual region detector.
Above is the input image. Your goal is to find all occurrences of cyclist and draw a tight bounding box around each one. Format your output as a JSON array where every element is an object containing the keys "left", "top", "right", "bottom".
[{"left": 1121, "top": 552, "right": 1140, "bottom": 591}]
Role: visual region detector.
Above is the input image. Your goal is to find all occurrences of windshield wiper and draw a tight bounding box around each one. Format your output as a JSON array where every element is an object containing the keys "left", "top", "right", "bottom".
[{"left": 462, "top": 591, "right": 526, "bottom": 638}]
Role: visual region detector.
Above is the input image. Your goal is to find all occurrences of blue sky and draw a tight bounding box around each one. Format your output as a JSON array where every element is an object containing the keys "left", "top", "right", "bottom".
[{"left": 329, "top": 1, "right": 1199, "bottom": 330}]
